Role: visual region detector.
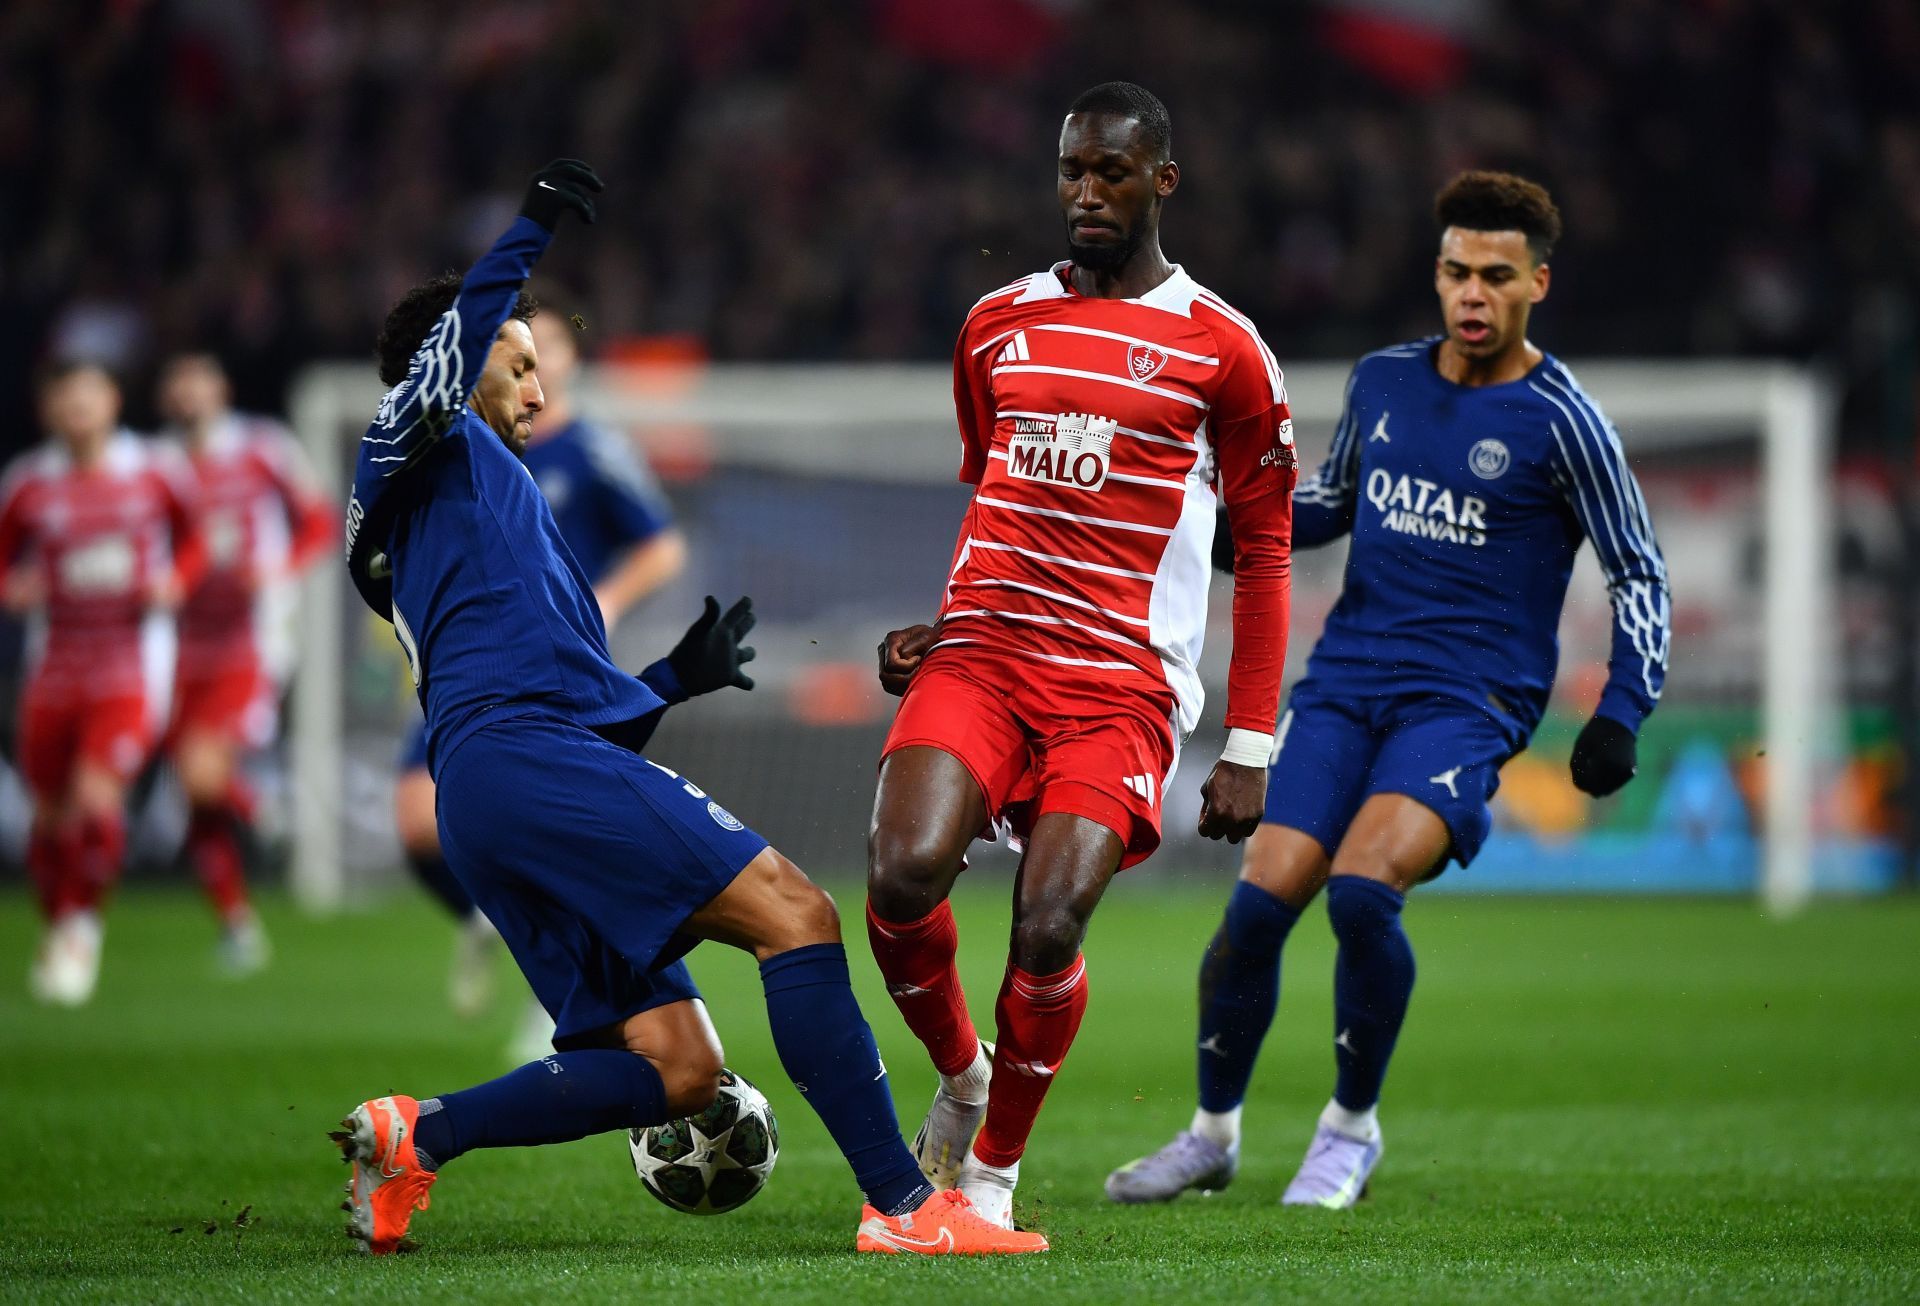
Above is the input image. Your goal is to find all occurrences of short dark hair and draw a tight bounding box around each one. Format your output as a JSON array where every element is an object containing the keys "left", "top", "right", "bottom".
[
  {"left": 376, "top": 272, "right": 538, "bottom": 386},
  {"left": 1066, "top": 81, "right": 1172, "bottom": 162},
  {"left": 1434, "top": 170, "right": 1562, "bottom": 263},
  {"left": 37, "top": 358, "right": 118, "bottom": 395}
]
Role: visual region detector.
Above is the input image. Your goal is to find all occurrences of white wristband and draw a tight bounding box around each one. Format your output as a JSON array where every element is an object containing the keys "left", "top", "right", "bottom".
[{"left": 1220, "top": 728, "right": 1273, "bottom": 768}]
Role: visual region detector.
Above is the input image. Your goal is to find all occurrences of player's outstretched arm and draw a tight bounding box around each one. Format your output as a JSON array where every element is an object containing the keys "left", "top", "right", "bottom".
[
  {"left": 638, "top": 595, "right": 757, "bottom": 704},
  {"left": 346, "top": 159, "right": 602, "bottom": 616},
  {"left": 1549, "top": 380, "right": 1672, "bottom": 796},
  {"left": 363, "top": 160, "right": 601, "bottom": 474}
]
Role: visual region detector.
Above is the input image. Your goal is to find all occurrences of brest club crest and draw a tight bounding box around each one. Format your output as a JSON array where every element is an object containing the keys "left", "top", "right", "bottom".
[{"left": 1127, "top": 343, "right": 1169, "bottom": 382}]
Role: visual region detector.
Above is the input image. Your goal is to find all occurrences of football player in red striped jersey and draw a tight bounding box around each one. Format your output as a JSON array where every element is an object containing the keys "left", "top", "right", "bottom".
[
  {"left": 864, "top": 81, "right": 1297, "bottom": 1229},
  {"left": 1, "top": 362, "right": 203, "bottom": 1004},
  {"left": 157, "top": 353, "right": 335, "bottom": 974}
]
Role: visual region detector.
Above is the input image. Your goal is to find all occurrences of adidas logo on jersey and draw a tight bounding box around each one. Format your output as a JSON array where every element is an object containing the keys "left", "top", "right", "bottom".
[
  {"left": 1008, "top": 412, "right": 1117, "bottom": 491},
  {"left": 996, "top": 331, "right": 1031, "bottom": 364}
]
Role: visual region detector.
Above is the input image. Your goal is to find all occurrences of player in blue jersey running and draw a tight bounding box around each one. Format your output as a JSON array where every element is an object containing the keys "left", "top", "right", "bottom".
[
  {"left": 332, "top": 160, "right": 1044, "bottom": 1257},
  {"left": 1107, "top": 171, "right": 1671, "bottom": 1209},
  {"left": 392, "top": 302, "right": 687, "bottom": 1028}
]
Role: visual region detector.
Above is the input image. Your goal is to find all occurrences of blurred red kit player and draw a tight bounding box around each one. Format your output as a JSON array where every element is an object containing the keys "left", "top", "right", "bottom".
[
  {"left": 157, "top": 354, "right": 334, "bottom": 972},
  {"left": 0, "top": 361, "right": 203, "bottom": 1005},
  {"left": 865, "top": 82, "right": 1296, "bottom": 1227}
]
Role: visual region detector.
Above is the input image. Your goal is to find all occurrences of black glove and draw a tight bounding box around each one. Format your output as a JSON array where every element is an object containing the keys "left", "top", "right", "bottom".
[
  {"left": 520, "top": 158, "right": 603, "bottom": 231},
  {"left": 1212, "top": 506, "right": 1235, "bottom": 574},
  {"left": 667, "top": 596, "right": 757, "bottom": 695},
  {"left": 1569, "top": 714, "right": 1637, "bottom": 797}
]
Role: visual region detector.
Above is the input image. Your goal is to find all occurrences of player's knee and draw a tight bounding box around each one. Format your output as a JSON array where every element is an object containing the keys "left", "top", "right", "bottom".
[
  {"left": 1240, "top": 824, "right": 1330, "bottom": 910},
  {"left": 866, "top": 823, "right": 957, "bottom": 913},
  {"left": 393, "top": 772, "right": 441, "bottom": 858},
  {"left": 1009, "top": 901, "right": 1087, "bottom": 975},
  {"left": 749, "top": 850, "right": 842, "bottom": 952},
  {"left": 175, "top": 735, "right": 228, "bottom": 806},
  {"left": 656, "top": 1047, "right": 724, "bottom": 1118},
  {"left": 784, "top": 875, "right": 841, "bottom": 946},
  {"left": 70, "top": 769, "right": 123, "bottom": 821}
]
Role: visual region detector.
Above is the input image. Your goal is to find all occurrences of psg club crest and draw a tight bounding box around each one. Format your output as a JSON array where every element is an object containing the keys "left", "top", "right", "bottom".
[
  {"left": 1468, "top": 438, "right": 1511, "bottom": 480},
  {"left": 1127, "top": 343, "right": 1169, "bottom": 382}
]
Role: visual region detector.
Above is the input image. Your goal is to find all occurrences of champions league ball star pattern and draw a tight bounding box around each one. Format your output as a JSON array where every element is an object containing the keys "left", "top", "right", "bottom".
[{"left": 628, "top": 1069, "right": 780, "bottom": 1215}]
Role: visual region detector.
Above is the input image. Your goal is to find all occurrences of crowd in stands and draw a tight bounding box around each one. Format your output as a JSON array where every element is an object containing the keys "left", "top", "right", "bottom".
[{"left": 2, "top": 0, "right": 1915, "bottom": 436}]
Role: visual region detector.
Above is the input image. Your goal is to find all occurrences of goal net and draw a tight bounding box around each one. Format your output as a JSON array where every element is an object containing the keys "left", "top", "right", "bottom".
[{"left": 285, "top": 359, "right": 1859, "bottom": 913}]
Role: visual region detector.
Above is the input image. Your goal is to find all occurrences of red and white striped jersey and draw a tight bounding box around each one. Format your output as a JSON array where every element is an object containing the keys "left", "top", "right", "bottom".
[
  {"left": 938, "top": 262, "right": 1297, "bottom": 738},
  {"left": 0, "top": 434, "right": 200, "bottom": 700},
  {"left": 163, "top": 415, "right": 335, "bottom": 670}
]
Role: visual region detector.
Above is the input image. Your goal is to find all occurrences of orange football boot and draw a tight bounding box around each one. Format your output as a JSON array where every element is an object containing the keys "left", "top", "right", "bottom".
[
  {"left": 331, "top": 1095, "right": 437, "bottom": 1255},
  {"left": 856, "top": 1188, "right": 1048, "bottom": 1255}
]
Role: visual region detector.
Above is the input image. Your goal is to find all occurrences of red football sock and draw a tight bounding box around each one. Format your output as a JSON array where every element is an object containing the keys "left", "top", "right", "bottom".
[
  {"left": 223, "top": 775, "right": 257, "bottom": 825},
  {"left": 972, "top": 955, "right": 1090, "bottom": 1167},
  {"left": 188, "top": 803, "right": 250, "bottom": 921},
  {"left": 26, "top": 822, "right": 82, "bottom": 920},
  {"left": 866, "top": 899, "right": 980, "bottom": 1076},
  {"left": 74, "top": 811, "right": 126, "bottom": 911}
]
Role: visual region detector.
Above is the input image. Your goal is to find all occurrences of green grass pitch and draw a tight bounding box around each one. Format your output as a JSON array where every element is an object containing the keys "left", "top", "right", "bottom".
[{"left": 3, "top": 879, "right": 1917, "bottom": 1303}]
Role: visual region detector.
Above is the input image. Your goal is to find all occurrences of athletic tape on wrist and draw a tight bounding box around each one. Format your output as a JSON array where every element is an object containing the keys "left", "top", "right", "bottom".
[{"left": 1220, "top": 728, "right": 1274, "bottom": 768}]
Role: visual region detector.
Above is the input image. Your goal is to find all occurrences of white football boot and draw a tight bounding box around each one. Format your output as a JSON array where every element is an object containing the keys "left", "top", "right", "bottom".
[
  {"left": 911, "top": 1040, "right": 993, "bottom": 1189},
  {"left": 448, "top": 910, "right": 500, "bottom": 1017},
  {"left": 29, "top": 911, "right": 102, "bottom": 1006},
  {"left": 955, "top": 1147, "right": 1021, "bottom": 1230},
  {"left": 215, "top": 909, "right": 272, "bottom": 977}
]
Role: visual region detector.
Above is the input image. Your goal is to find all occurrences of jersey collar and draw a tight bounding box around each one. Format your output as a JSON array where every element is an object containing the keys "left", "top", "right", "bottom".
[{"left": 1041, "top": 260, "right": 1192, "bottom": 310}]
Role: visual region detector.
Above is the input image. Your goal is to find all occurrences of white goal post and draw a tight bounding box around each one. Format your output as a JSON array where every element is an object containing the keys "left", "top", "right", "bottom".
[{"left": 287, "top": 359, "right": 1836, "bottom": 915}]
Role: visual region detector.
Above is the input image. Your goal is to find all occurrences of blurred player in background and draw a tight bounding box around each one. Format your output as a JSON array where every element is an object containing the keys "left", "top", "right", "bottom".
[
  {"left": 156, "top": 353, "right": 334, "bottom": 975},
  {"left": 1, "top": 362, "right": 201, "bottom": 1005},
  {"left": 393, "top": 303, "right": 684, "bottom": 1031},
  {"left": 867, "top": 83, "right": 1296, "bottom": 1229},
  {"left": 335, "top": 161, "right": 1041, "bottom": 1257},
  {"left": 1107, "top": 171, "right": 1672, "bottom": 1209}
]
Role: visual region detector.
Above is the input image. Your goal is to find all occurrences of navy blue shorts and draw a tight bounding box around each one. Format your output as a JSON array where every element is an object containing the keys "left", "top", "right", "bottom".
[
  {"left": 434, "top": 712, "right": 768, "bottom": 1045},
  {"left": 397, "top": 718, "right": 431, "bottom": 772},
  {"left": 1262, "top": 685, "right": 1517, "bottom": 870}
]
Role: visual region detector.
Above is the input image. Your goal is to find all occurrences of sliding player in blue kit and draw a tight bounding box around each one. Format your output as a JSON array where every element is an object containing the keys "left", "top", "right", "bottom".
[
  {"left": 1108, "top": 171, "right": 1671, "bottom": 1208},
  {"left": 332, "top": 160, "right": 1044, "bottom": 1257}
]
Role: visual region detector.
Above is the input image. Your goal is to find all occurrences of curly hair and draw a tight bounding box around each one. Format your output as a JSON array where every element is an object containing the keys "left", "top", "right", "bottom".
[
  {"left": 375, "top": 272, "right": 538, "bottom": 386},
  {"left": 1434, "top": 170, "right": 1563, "bottom": 264}
]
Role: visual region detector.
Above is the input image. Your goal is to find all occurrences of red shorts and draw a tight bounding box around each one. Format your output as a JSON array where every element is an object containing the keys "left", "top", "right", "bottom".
[
  {"left": 882, "top": 649, "right": 1179, "bottom": 869},
  {"left": 18, "top": 682, "right": 152, "bottom": 799},
  {"left": 171, "top": 661, "right": 275, "bottom": 749}
]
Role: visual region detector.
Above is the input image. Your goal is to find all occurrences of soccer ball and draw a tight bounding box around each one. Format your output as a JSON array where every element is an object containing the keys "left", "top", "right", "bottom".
[{"left": 628, "top": 1068, "right": 779, "bottom": 1215}]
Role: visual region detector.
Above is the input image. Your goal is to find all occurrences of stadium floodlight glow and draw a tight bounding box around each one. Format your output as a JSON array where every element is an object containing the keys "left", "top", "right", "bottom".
[{"left": 290, "top": 359, "right": 1835, "bottom": 915}]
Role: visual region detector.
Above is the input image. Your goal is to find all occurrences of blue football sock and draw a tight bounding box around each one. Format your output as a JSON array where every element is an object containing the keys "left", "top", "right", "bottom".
[
  {"left": 1325, "top": 876, "right": 1416, "bottom": 1113},
  {"left": 411, "top": 1050, "right": 667, "bottom": 1169},
  {"left": 760, "top": 943, "right": 934, "bottom": 1216},
  {"left": 1196, "top": 880, "right": 1301, "bottom": 1113}
]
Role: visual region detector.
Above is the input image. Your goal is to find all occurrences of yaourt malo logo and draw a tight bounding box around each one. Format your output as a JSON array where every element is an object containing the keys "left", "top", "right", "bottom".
[{"left": 1008, "top": 412, "right": 1117, "bottom": 491}]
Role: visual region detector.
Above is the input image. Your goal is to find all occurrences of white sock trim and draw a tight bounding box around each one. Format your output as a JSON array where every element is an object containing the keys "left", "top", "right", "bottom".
[
  {"left": 1190, "top": 1105, "right": 1242, "bottom": 1149},
  {"left": 1320, "top": 1097, "right": 1380, "bottom": 1143},
  {"left": 940, "top": 1041, "right": 991, "bottom": 1104},
  {"left": 960, "top": 1147, "right": 1019, "bottom": 1184}
]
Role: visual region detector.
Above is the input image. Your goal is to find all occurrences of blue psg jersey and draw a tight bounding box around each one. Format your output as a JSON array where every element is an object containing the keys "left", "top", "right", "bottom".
[
  {"left": 344, "top": 217, "right": 667, "bottom": 773},
  {"left": 1292, "top": 337, "right": 1670, "bottom": 741},
  {"left": 521, "top": 418, "right": 673, "bottom": 584}
]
